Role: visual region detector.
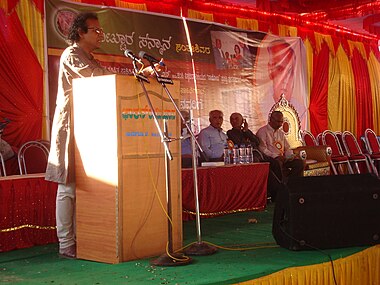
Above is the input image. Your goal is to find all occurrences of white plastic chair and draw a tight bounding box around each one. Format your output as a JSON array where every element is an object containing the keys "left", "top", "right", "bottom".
[{"left": 18, "top": 140, "right": 50, "bottom": 175}]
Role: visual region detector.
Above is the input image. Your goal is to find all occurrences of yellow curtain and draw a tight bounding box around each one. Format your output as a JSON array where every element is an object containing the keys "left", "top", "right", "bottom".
[
  {"left": 328, "top": 45, "right": 356, "bottom": 133},
  {"left": 278, "top": 24, "right": 297, "bottom": 37},
  {"left": 347, "top": 40, "right": 367, "bottom": 60},
  {"left": 114, "top": 1, "right": 147, "bottom": 11},
  {"left": 367, "top": 52, "right": 380, "bottom": 133},
  {"left": 236, "top": 18, "right": 258, "bottom": 31},
  {"left": 15, "top": 0, "right": 48, "bottom": 139},
  {"left": 314, "top": 32, "right": 334, "bottom": 56},
  {"left": 187, "top": 9, "right": 214, "bottom": 22},
  {"left": 304, "top": 38, "right": 313, "bottom": 108},
  {"left": 0, "top": 1, "right": 8, "bottom": 12},
  {"left": 237, "top": 245, "right": 380, "bottom": 285}
]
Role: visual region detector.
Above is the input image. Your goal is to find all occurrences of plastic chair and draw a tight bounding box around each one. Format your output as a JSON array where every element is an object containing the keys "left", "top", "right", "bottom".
[
  {"left": 342, "top": 131, "right": 373, "bottom": 174},
  {"left": 335, "top": 131, "right": 347, "bottom": 155},
  {"left": 363, "top": 128, "right": 380, "bottom": 176},
  {"left": 18, "top": 140, "right": 50, "bottom": 175},
  {"left": 321, "top": 130, "right": 353, "bottom": 175},
  {"left": 316, "top": 133, "right": 323, "bottom": 146},
  {"left": 0, "top": 153, "right": 6, "bottom": 176},
  {"left": 301, "top": 130, "right": 318, "bottom": 146}
]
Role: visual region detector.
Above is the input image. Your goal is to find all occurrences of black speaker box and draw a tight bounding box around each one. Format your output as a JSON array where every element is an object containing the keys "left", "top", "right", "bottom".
[{"left": 272, "top": 174, "right": 380, "bottom": 250}]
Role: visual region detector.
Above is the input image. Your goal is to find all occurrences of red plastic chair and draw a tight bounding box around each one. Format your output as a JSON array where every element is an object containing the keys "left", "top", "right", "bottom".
[
  {"left": 322, "top": 130, "right": 353, "bottom": 175},
  {"left": 316, "top": 133, "right": 323, "bottom": 146},
  {"left": 342, "top": 131, "right": 373, "bottom": 174},
  {"left": 301, "top": 130, "right": 318, "bottom": 146},
  {"left": 335, "top": 131, "right": 347, "bottom": 155},
  {"left": 364, "top": 128, "right": 380, "bottom": 176}
]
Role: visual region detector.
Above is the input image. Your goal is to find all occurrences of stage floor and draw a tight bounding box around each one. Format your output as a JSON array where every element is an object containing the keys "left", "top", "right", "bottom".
[{"left": 0, "top": 204, "right": 378, "bottom": 285}]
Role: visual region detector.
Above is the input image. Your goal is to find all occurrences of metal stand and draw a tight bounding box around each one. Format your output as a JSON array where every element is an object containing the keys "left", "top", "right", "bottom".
[
  {"left": 149, "top": 65, "right": 217, "bottom": 256},
  {"left": 131, "top": 60, "right": 192, "bottom": 266}
]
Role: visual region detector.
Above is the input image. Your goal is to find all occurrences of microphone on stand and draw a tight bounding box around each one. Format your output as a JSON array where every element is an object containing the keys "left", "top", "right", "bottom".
[
  {"left": 138, "top": 51, "right": 165, "bottom": 66},
  {"left": 124, "top": 49, "right": 143, "bottom": 64}
]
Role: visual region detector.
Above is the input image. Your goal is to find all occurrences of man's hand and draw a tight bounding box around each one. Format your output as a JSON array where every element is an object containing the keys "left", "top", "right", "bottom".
[{"left": 242, "top": 118, "right": 248, "bottom": 132}]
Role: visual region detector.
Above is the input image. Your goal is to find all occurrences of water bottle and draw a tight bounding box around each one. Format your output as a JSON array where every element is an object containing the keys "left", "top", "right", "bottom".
[
  {"left": 246, "top": 145, "right": 253, "bottom": 163},
  {"left": 223, "top": 145, "right": 230, "bottom": 164},
  {"left": 238, "top": 144, "right": 246, "bottom": 164},
  {"left": 232, "top": 145, "right": 239, "bottom": 164}
]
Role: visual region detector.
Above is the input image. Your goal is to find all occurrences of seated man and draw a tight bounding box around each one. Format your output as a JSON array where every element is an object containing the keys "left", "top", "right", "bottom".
[
  {"left": 227, "top": 112, "right": 284, "bottom": 200},
  {"left": 256, "top": 111, "right": 304, "bottom": 183},
  {"left": 197, "top": 110, "right": 227, "bottom": 162},
  {"left": 227, "top": 112, "right": 260, "bottom": 148}
]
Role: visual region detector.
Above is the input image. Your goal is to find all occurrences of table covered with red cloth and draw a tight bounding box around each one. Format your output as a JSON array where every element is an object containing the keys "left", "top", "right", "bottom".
[
  {"left": 0, "top": 174, "right": 58, "bottom": 252},
  {"left": 182, "top": 163, "right": 269, "bottom": 221}
]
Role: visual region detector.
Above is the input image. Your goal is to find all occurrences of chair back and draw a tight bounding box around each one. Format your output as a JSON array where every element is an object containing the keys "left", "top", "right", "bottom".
[
  {"left": 364, "top": 128, "right": 380, "bottom": 154},
  {"left": 335, "top": 131, "right": 347, "bottom": 154},
  {"left": 316, "top": 133, "right": 323, "bottom": 145},
  {"left": 342, "top": 131, "right": 362, "bottom": 156},
  {"left": 322, "top": 130, "right": 344, "bottom": 156},
  {"left": 18, "top": 140, "right": 50, "bottom": 175},
  {"left": 301, "top": 130, "right": 317, "bottom": 146},
  {"left": 268, "top": 94, "right": 303, "bottom": 149}
]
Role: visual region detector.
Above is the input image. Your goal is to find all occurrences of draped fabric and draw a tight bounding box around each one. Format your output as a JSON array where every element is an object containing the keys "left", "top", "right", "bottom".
[
  {"left": 239, "top": 245, "right": 380, "bottom": 285},
  {"left": 329, "top": 45, "right": 357, "bottom": 132},
  {"left": 182, "top": 163, "right": 269, "bottom": 221},
  {"left": 367, "top": 52, "right": 380, "bottom": 133},
  {"left": 309, "top": 42, "right": 329, "bottom": 135},
  {"left": 0, "top": 9, "right": 43, "bottom": 147},
  {"left": 1, "top": 0, "right": 380, "bottom": 152},
  {"left": 351, "top": 49, "right": 374, "bottom": 137},
  {"left": 0, "top": 175, "right": 58, "bottom": 252}
]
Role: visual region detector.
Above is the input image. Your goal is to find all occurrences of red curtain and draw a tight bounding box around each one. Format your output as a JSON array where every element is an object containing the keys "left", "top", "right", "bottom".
[
  {"left": 309, "top": 43, "right": 329, "bottom": 135},
  {"left": 0, "top": 10, "right": 43, "bottom": 148},
  {"left": 0, "top": 176, "right": 58, "bottom": 252},
  {"left": 351, "top": 49, "right": 373, "bottom": 138}
]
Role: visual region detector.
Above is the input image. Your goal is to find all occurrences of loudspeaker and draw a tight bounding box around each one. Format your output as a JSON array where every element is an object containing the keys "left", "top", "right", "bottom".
[{"left": 273, "top": 174, "right": 380, "bottom": 250}]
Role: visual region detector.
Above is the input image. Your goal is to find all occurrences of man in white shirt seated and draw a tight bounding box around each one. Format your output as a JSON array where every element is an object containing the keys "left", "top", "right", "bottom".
[
  {"left": 256, "top": 111, "right": 304, "bottom": 183},
  {"left": 197, "top": 110, "right": 228, "bottom": 162}
]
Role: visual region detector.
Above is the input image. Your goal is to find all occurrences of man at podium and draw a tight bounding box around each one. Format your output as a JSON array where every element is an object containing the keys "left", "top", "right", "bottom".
[{"left": 45, "top": 12, "right": 163, "bottom": 259}]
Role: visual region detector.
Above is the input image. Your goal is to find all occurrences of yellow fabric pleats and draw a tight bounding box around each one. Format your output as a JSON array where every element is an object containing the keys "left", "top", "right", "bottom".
[
  {"left": 15, "top": 0, "right": 48, "bottom": 139},
  {"left": 15, "top": 0, "right": 44, "bottom": 66},
  {"left": 328, "top": 45, "right": 356, "bottom": 133},
  {"left": 278, "top": 24, "right": 297, "bottom": 37},
  {"left": 304, "top": 38, "right": 313, "bottom": 105},
  {"left": 187, "top": 9, "right": 214, "bottom": 22},
  {"left": 236, "top": 18, "right": 258, "bottom": 31},
  {"left": 236, "top": 245, "right": 380, "bottom": 285},
  {"left": 367, "top": 52, "right": 380, "bottom": 134},
  {"left": 114, "top": 1, "right": 147, "bottom": 11},
  {"left": 314, "top": 32, "right": 334, "bottom": 56}
]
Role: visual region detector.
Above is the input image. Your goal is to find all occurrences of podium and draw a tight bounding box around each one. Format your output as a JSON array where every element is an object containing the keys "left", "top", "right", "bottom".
[{"left": 72, "top": 75, "right": 182, "bottom": 263}]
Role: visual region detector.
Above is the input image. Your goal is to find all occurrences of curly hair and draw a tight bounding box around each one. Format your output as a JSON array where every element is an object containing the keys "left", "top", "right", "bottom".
[{"left": 67, "top": 12, "right": 98, "bottom": 45}]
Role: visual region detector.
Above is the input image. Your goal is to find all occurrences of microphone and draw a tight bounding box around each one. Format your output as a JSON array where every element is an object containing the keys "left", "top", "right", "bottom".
[
  {"left": 138, "top": 51, "right": 165, "bottom": 66},
  {"left": 124, "top": 49, "right": 143, "bottom": 64}
]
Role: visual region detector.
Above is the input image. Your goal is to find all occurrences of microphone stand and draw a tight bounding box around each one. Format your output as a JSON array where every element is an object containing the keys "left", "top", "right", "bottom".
[
  {"left": 149, "top": 61, "right": 217, "bottom": 256},
  {"left": 131, "top": 60, "right": 191, "bottom": 266}
]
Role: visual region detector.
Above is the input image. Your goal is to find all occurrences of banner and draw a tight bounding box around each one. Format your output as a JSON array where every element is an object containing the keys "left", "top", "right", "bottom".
[{"left": 46, "top": 0, "right": 308, "bottom": 134}]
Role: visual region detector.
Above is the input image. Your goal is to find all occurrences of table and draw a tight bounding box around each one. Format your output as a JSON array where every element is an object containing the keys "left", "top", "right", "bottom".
[
  {"left": 182, "top": 163, "right": 269, "bottom": 221},
  {"left": 0, "top": 174, "right": 58, "bottom": 252}
]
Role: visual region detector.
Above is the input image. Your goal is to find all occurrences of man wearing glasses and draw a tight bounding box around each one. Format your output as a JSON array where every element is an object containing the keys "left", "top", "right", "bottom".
[
  {"left": 256, "top": 111, "right": 304, "bottom": 199},
  {"left": 45, "top": 12, "right": 160, "bottom": 259}
]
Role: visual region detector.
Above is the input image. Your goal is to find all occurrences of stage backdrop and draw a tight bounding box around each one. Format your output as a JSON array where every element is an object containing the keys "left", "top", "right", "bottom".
[{"left": 46, "top": 0, "right": 308, "bottom": 133}]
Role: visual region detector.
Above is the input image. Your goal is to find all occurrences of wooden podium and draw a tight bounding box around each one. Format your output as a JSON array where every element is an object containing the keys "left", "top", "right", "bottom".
[{"left": 72, "top": 75, "right": 182, "bottom": 263}]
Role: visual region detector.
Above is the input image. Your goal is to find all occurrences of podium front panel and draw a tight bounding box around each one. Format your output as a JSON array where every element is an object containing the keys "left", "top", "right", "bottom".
[{"left": 73, "top": 75, "right": 182, "bottom": 263}]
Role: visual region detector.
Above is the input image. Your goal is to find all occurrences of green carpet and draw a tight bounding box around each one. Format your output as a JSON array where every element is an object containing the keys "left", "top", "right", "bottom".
[{"left": 0, "top": 204, "right": 367, "bottom": 285}]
